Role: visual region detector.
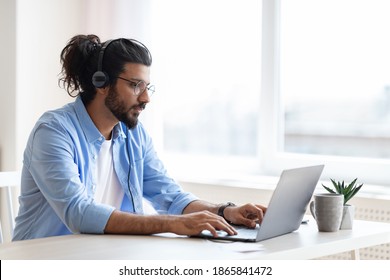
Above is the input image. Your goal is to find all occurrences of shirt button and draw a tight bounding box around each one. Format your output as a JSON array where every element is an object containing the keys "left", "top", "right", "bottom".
[{"left": 92, "top": 184, "right": 96, "bottom": 191}]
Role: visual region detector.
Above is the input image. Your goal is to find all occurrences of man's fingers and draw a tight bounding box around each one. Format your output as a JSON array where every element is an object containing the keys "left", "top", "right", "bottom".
[
  {"left": 185, "top": 211, "right": 238, "bottom": 237},
  {"left": 206, "top": 215, "right": 237, "bottom": 236}
]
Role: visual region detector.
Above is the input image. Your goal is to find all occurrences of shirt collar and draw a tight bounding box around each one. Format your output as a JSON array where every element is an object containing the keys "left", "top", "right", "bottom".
[
  {"left": 113, "top": 122, "right": 127, "bottom": 140},
  {"left": 74, "top": 97, "right": 126, "bottom": 143},
  {"left": 74, "top": 97, "right": 101, "bottom": 143}
]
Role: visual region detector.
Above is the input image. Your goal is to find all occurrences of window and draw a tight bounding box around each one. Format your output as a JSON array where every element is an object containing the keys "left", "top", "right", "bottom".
[
  {"left": 281, "top": 0, "right": 390, "bottom": 159},
  {"left": 262, "top": 0, "right": 390, "bottom": 186},
  {"left": 149, "top": 0, "right": 390, "bottom": 186},
  {"left": 150, "top": 0, "right": 262, "bottom": 176}
]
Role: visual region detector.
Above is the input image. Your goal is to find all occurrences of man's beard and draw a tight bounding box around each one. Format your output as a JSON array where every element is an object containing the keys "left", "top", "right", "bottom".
[{"left": 105, "top": 87, "right": 146, "bottom": 129}]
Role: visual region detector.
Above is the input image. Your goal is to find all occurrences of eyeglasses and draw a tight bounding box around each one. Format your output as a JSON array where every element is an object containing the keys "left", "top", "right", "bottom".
[{"left": 116, "top": 76, "right": 155, "bottom": 97}]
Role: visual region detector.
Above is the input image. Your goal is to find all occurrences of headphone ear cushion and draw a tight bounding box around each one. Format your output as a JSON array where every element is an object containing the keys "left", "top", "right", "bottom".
[{"left": 92, "top": 71, "right": 109, "bottom": 88}]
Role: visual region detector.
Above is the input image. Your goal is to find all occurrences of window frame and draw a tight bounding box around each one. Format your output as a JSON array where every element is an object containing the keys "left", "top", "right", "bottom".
[
  {"left": 145, "top": 0, "right": 390, "bottom": 187},
  {"left": 260, "top": 0, "right": 390, "bottom": 186}
]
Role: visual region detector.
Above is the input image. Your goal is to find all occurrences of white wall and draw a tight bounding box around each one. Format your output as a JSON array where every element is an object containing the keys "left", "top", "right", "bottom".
[
  {"left": 14, "top": 0, "right": 86, "bottom": 170},
  {"left": 0, "top": 0, "right": 16, "bottom": 171},
  {"left": 0, "top": 0, "right": 153, "bottom": 171},
  {"left": 0, "top": 0, "right": 86, "bottom": 171}
]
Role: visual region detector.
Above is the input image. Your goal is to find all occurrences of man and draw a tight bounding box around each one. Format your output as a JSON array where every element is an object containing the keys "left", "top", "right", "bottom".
[{"left": 12, "top": 34, "right": 266, "bottom": 241}]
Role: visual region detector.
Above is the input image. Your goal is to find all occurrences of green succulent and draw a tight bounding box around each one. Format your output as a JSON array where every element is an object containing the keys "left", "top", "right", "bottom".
[{"left": 322, "top": 178, "right": 363, "bottom": 205}]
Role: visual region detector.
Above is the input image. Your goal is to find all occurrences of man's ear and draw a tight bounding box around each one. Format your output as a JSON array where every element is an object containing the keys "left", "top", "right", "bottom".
[{"left": 96, "top": 86, "right": 109, "bottom": 96}]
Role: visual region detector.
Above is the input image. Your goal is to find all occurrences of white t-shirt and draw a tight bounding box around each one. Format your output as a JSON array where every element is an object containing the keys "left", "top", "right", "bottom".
[
  {"left": 94, "top": 138, "right": 157, "bottom": 215},
  {"left": 95, "top": 139, "right": 124, "bottom": 209}
]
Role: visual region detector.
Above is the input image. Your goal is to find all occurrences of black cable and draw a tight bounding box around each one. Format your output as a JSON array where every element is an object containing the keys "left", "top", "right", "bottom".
[{"left": 123, "top": 122, "right": 136, "bottom": 213}]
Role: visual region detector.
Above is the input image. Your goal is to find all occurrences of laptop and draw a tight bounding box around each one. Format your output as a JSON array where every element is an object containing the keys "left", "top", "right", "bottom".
[{"left": 198, "top": 165, "right": 324, "bottom": 242}]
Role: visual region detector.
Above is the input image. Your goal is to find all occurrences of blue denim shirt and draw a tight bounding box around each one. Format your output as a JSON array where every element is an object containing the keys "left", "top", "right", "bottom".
[{"left": 12, "top": 97, "right": 197, "bottom": 241}]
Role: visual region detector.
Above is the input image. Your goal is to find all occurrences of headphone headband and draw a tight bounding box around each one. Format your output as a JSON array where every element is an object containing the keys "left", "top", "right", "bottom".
[
  {"left": 96, "top": 40, "right": 114, "bottom": 73},
  {"left": 92, "top": 39, "right": 117, "bottom": 88},
  {"left": 91, "top": 38, "right": 151, "bottom": 88}
]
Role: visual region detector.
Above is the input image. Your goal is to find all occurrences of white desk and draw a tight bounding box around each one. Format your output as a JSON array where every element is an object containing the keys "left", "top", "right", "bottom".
[{"left": 1, "top": 219, "right": 389, "bottom": 260}]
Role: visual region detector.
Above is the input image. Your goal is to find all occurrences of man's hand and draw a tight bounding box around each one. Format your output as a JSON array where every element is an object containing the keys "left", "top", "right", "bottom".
[
  {"left": 169, "top": 210, "right": 237, "bottom": 237},
  {"left": 223, "top": 203, "right": 267, "bottom": 228}
]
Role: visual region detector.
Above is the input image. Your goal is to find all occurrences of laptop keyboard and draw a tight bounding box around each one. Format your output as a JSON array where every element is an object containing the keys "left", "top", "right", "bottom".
[
  {"left": 199, "top": 224, "right": 260, "bottom": 240},
  {"left": 233, "top": 225, "right": 259, "bottom": 239},
  {"left": 211, "top": 225, "right": 258, "bottom": 239}
]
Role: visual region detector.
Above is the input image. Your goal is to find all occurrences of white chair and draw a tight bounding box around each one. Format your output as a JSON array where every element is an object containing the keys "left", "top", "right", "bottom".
[{"left": 0, "top": 171, "right": 20, "bottom": 243}]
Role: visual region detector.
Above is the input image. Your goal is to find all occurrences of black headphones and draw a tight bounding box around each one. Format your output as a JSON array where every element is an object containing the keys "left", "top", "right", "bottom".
[
  {"left": 91, "top": 39, "right": 117, "bottom": 88},
  {"left": 91, "top": 38, "right": 151, "bottom": 89}
]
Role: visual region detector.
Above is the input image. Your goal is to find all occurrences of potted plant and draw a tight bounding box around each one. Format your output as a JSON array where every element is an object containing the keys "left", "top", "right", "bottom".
[{"left": 322, "top": 178, "right": 363, "bottom": 229}]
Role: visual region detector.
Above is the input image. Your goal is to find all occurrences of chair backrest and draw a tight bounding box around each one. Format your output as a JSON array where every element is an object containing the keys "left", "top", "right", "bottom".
[{"left": 0, "top": 171, "right": 21, "bottom": 243}]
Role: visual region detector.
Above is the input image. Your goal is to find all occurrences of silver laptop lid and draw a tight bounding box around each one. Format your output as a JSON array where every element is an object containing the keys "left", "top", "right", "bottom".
[{"left": 255, "top": 165, "right": 324, "bottom": 241}]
